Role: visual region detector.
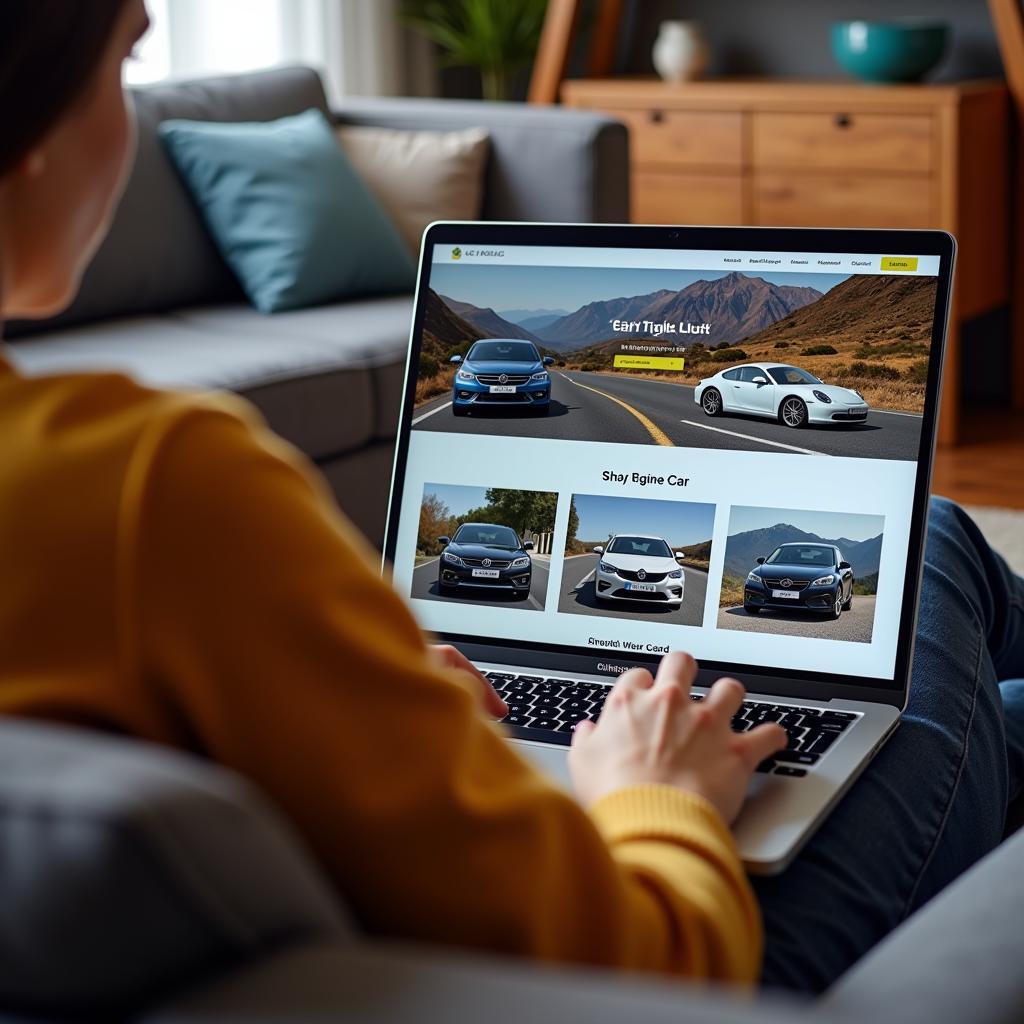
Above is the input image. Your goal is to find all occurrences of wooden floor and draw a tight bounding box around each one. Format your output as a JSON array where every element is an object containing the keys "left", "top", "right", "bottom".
[{"left": 932, "top": 409, "right": 1024, "bottom": 509}]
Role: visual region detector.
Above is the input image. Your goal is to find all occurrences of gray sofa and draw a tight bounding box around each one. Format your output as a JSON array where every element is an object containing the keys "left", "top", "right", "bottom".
[
  {"left": 0, "top": 718, "right": 1020, "bottom": 1023},
  {"left": 3, "top": 66, "right": 628, "bottom": 547}
]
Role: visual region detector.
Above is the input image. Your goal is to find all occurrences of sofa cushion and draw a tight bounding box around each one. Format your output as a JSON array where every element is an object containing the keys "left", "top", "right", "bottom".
[
  {"left": 0, "top": 719, "right": 350, "bottom": 1015},
  {"left": 6, "top": 67, "right": 332, "bottom": 338},
  {"left": 7, "top": 297, "right": 411, "bottom": 460},
  {"left": 160, "top": 109, "right": 414, "bottom": 313},
  {"left": 336, "top": 125, "right": 490, "bottom": 258}
]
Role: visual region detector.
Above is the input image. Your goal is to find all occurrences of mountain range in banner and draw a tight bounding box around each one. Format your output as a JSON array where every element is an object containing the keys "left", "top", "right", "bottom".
[{"left": 428, "top": 271, "right": 938, "bottom": 355}]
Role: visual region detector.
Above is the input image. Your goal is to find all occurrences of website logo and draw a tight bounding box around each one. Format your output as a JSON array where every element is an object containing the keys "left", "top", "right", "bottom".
[{"left": 451, "top": 246, "right": 462, "bottom": 261}]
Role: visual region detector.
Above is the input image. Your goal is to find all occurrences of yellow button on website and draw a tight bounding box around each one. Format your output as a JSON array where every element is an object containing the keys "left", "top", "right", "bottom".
[
  {"left": 614, "top": 355, "right": 685, "bottom": 371},
  {"left": 881, "top": 256, "right": 919, "bottom": 272}
]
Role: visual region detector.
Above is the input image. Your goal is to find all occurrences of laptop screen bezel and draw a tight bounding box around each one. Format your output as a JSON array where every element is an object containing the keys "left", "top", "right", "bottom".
[{"left": 384, "top": 222, "right": 956, "bottom": 710}]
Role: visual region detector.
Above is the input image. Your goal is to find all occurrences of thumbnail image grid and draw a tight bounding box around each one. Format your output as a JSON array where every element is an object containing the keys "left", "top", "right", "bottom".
[
  {"left": 412, "top": 261, "right": 936, "bottom": 462},
  {"left": 411, "top": 483, "right": 557, "bottom": 611},
  {"left": 717, "top": 505, "right": 885, "bottom": 644},
  {"left": 558, "top": 493, "right": 716, "bottom": 625}
]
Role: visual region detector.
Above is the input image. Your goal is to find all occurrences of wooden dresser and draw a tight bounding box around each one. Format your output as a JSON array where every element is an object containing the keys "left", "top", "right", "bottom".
[{"left": 561, "top": 78, "right": 1011, "bottom": 445}]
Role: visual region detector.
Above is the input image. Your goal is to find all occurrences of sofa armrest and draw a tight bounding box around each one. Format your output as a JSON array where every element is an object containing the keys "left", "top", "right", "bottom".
[
  {"left": 333, "top": 97, "right": 629, "bottom": 224},
  {"left": 821, "top": 827, "right": 1024, "bottom": 1024},
  {"left": 145, "top": 942, "right": 815, "bottom": 1024},
  {"left": 0, "top": 720, "right": 350, "bottom": 1017}
]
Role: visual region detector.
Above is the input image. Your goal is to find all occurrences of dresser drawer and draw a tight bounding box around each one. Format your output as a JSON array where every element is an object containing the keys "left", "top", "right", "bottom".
[
  {"left": 633, "top": 171, "right": 744, "bottom": 225},
  {"left": 754, "top": 173, "right": 933, "bottom": 228},
  {"left": 753, "top": 112, "right": 934, "bottom": 172},
  {"left": 610, "top": 108, "right": 743, "bottom": 169}
]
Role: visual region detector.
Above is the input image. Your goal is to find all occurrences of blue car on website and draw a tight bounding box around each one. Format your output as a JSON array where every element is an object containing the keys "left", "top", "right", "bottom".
[{"left": 449, "top": 339, "right": 554, "bottom": 416}]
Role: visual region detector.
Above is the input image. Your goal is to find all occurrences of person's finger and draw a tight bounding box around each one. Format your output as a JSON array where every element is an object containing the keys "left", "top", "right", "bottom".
[
  {"left": 652, "top": 650, "right": 698, "bottom": 694},
  {"left": 611, "top": 666, "right": 655, "bottom": 695},
  {"left": 481, "top": 680, "right": 509, "bottom": 719},
  {"left": 703, "top": 676, "right": 746, "bottom": 721},
  {"left": 570, "top": 719, "right": 596, "bottom": 743},
  {"left": 736, "top": 723, "right": 787, "bottom": 768},
  {"left": 429, "top": 645, "right": 507, "bottom": 718}
]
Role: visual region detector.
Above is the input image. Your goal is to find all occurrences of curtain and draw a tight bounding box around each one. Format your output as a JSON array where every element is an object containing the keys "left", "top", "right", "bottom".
[{"left": 126, "top": 0, "right": 433, "bottom": 100}]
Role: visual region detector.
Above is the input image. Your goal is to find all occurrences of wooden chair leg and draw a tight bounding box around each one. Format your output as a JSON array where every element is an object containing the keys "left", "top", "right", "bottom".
[
  {"left": 987, "top": 0, "right": 1024, "bottom": 409},
  {"left": 528, "top": 0, "right": 583, "bottom": 104}
]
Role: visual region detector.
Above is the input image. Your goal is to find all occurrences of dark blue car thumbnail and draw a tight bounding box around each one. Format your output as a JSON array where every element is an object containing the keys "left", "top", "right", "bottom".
[
  {"left": 437, "top": 522, "right": 534, "bottom": 600},
  {"left": 449, "top": 339, "right": 554, "bottom": 416},
  {"left": 743, "top": 542, "right": 855, "bottom": 620}
]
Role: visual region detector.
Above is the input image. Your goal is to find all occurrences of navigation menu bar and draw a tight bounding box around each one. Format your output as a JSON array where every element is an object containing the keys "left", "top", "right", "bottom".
[{"left": 436, "top": 245, "right": 941, "bottom": 277}]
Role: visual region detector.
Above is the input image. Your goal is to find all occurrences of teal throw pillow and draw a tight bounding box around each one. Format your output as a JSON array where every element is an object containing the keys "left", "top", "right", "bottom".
[{"left": 159, "top": 109, "right": 414, "bottom": 313}]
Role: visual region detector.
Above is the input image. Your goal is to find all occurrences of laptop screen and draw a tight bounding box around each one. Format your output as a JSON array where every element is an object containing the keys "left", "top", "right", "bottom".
[{"left": 386, "top": 225, "right": 953, "bottom": 696}]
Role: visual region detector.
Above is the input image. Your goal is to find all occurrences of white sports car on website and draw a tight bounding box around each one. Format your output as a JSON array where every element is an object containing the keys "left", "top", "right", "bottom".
[
  {"left": 592, "top": 535, "right": 685, "bottom": 606},
  {"left": 694, "top": 363, "right": 869, "bottom": 428}
]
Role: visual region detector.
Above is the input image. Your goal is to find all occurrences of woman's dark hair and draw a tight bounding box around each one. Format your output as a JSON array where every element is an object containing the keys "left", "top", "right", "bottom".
[{"left": 0, "top": 0, "right": 129, "bottom": 176}]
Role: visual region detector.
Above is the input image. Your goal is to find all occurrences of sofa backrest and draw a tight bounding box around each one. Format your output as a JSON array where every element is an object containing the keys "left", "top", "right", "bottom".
[
  {"left": 6, "top": 66, "right": 330, "bottom": 338},
  {"left": 0, "top": 718, "right": 350, "bottom": 1017}
]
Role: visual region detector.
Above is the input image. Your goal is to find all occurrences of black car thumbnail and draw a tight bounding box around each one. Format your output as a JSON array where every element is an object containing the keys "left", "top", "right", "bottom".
[
  {"left": 437, "top": 523, "right": 534, "bottom": 600},
  {"left": 743, "top": 542, "right": 854, "bottom": 619}
]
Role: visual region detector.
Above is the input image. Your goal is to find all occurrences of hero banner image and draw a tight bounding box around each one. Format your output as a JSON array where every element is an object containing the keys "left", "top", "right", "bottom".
[
  {"left": 413, "top": 257, "right": 937, "bottom": 463},
  {"left": 390, "top": 244, "right": 941, "bottom": 682}
]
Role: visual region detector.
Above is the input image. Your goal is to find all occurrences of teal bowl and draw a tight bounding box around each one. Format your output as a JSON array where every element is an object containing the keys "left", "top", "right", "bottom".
[{"left": 831, "top": 21, "right": 949, "bottom": 83}]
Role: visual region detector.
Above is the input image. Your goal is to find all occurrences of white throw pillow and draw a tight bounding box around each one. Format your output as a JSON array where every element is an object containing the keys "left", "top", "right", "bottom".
[{"left": 335, "top": 125, "right": 489, "bottom": 259}]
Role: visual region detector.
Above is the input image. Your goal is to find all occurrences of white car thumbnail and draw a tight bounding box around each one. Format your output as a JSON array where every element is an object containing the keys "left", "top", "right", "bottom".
[
  {"left": 694, "top": 363, "right": 869, "bottom": 428},
  {"left": 593, "top": 535, "right": 686, "bottom": 606}
]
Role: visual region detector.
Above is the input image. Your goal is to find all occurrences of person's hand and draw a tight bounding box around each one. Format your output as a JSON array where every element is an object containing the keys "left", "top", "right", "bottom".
[
  {"left": 568, "top": 651, "right": 786, "bottom": 825},
  {"left": 429, "top": 644, "right": 508, "bottom": 719}
]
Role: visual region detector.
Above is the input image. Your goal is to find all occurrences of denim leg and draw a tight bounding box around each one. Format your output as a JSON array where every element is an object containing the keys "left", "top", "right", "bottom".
[{"left": 754, "top": 497, "right": 1024, "bottom": 994}]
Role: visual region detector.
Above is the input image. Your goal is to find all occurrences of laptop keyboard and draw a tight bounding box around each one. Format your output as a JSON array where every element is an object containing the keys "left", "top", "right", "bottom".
[{"left": 487, "top": 672, "right": 858, "bottom": 778}]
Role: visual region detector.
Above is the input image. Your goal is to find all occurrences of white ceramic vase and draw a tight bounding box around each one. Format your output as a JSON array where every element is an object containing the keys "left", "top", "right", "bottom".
[{"left": 652, "top": 20, "right": 708, "bottom": 82}]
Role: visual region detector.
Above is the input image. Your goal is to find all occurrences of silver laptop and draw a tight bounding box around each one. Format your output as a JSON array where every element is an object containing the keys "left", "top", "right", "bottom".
[{"left": 384, "top": 222, "right": 955, "bottom": 874}]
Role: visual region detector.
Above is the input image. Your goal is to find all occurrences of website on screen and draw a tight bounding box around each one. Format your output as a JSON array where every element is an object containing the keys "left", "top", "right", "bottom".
[{"left": 389, "top": 244, "right": 941, "bottom": 681}]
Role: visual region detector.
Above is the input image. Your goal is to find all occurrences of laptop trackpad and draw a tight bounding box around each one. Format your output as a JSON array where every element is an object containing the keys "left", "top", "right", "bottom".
[{"left": 514, "top": 739, "right": 573, "bottom": 791}]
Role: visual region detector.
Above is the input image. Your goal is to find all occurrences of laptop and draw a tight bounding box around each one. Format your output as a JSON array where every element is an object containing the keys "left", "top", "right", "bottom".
[{"left": 384, "top": 222, "right": 955, "bottom": 875}]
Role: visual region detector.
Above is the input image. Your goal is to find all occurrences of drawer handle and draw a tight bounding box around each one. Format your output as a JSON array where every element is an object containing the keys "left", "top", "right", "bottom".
[
  {"left": 834, "top": 112, "right": 853, "bottom": 129},
  {"left": 649, "top": 109, "right": 665, "bottom": 124}
]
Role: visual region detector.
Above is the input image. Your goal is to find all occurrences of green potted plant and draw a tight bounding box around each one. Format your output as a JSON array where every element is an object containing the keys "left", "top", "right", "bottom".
[{"left": 402, "top": 0, "right": 548, "bottom": 101}]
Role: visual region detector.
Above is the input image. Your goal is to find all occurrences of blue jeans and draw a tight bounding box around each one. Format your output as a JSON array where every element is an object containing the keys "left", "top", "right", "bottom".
[{"left": 755, "top": 497, "right": 1024, "bottom": 993}]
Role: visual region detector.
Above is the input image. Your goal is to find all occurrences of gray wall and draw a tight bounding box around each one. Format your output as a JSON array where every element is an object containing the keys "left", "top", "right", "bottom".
[{"left": 622, "top": 0, "right": 1004, "bottom": 81}]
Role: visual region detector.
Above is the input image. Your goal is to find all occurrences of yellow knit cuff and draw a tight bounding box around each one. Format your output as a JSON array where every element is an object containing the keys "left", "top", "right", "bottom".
[{"left": 587, "top": 784, "right": 738, "bottom": 855}]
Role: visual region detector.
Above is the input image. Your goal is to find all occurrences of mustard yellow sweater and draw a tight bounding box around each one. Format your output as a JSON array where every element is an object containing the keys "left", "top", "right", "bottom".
[{"left": 0, "top": 350, "right": 761, "bottom": 982}]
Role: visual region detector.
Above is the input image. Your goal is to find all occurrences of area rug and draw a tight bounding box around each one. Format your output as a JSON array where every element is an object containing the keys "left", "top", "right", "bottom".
[{"left": 965, "top": 505, "right": 1024, "bottom": 575}]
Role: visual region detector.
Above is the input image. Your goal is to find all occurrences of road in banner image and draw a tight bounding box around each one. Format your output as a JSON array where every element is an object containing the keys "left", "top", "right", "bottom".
[{"left": 413, "top": 371, "right": 921, "bottom": 461}]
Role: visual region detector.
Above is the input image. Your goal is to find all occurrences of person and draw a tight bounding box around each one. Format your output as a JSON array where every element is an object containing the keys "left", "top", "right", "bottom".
[{"left": 0, "top": 0, "right": 1020, "bottom": 996}]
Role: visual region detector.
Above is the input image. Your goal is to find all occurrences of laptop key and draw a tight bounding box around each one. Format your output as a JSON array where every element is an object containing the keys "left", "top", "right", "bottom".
[
  {"left": 532, "top": 696, "right": 563, "bottom": 711},
  {"left": 517, "top": 676, "right": 545, "bottom": 684},
  {"left": 756, "top": 759, "right": 776, "bottom": 773},
  {"left": 563, "top": 685, "right": 596, "bottom": 700},
  {"left": 774, "top": 766, "right": 808, "bottom": 777},
  {"left": 528, "top": 717, "right": 560, "bottom": 732},
  {"left": 804, "top": 731, "right": 839, "bottom": 755},
  {"left": 821, "top": 711, "right": 856, "bottom": 721},
  {"left": 785, "top": 729, "right": 808, "bottom": 751},
  {"left": 501, "top": 713, "right": 533, "bottom": 727},
  {"left": 562, "top": 699, "right": 592, "bottom": 712},
  {"left": 560, "top": 710, "right": 590, "bottom": 725},
  {"left": 504, "top": 701, "right": 534, "bottom": 716},
  {"left": 774, "top": 750, "right": 819, "bottom": 766}
]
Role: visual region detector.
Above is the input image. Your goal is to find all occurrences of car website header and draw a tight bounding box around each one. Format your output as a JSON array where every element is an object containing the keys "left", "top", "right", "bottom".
[{"left": 435, "top": 244, "right": 940, "bottom": 278}]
